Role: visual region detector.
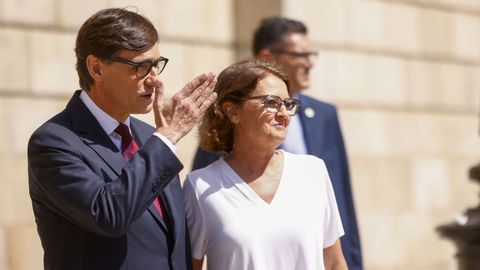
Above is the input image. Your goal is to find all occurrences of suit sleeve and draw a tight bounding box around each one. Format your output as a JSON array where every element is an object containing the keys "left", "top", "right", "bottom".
[
  {"left": 332, "top": 108, "right": 363, "bottom": 269},
  {"left": 28, "top": 125, "right": 183, "bottom": 237}
]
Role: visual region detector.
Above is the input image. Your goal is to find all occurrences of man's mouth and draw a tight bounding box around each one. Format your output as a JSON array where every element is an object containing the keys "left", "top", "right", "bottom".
[{"left": 140, "top": 93, "right": 153, "bottom": 100}]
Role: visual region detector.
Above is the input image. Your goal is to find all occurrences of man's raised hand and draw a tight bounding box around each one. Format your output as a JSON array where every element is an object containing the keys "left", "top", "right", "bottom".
[{"left": 154, "top": 72, "right": 217, "bottom": 144}]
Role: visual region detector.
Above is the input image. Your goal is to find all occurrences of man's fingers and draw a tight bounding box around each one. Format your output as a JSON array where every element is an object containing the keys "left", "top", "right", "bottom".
[
  {"left": 197, "top": 92, "right": 218, "bottom": 116},
  {"left": 178, "top": 73, "right": 212, "bottom": 99},
  {"left": 153, "top": 83, "right": 166, "bottom": 128},
  {"left": 154, "top": 83, "right": 165, "bottom": 109},
  {"left": 157, "top": 72, "right": 215, "bottom": 137},
  {"left": 189, "top": 73, "right": 216, "bottom": 102},
  {"left": 193, "top": 76, "right": 217, "bottom": 106}
]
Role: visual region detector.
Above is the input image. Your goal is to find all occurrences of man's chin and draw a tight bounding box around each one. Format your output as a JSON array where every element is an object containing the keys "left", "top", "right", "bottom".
[
  {"left": 300, "top": 80, "right": 310, "bottom": 90},
  {"left": 291, "top": 80, "right": 310, "bottom": 93},
  {"left": 135, "top": 106, "right": 153, "bottom": 115}
]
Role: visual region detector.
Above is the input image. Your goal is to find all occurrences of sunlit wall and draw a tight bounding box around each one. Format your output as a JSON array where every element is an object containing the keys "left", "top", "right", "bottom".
[{"left": 0, "top": 0, "right": 478, "bottom": 269}]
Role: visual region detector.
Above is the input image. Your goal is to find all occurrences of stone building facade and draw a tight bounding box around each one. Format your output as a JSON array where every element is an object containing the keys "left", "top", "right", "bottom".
[{"left": 0, "top": 0, "right": 479, "bottom": 269}]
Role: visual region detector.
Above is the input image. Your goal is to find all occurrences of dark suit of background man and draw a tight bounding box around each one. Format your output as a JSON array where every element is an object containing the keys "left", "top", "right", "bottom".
[
  {"left": 192, "top": 17, "right": 363, "bottom": 270},
  {"left": 28, "top": 8, "right": 217, "bottom": 270}
]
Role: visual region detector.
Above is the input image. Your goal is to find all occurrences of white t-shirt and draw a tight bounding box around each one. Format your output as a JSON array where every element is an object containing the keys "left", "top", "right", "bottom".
[{"left": 184, "top": 151, "right": 344, "bottom": 270}]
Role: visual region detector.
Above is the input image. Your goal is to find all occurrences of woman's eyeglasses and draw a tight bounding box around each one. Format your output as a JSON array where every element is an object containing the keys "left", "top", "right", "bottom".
[{"left": 233, "top": 94, "right": 301, "bottom": 116}]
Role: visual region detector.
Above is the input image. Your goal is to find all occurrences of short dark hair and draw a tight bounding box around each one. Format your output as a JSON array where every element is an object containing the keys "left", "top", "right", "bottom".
[
  {"left": 75, "top": 8, "right": 159, "bottom": 91},
  {"left": 199, "top": 59, "right": 290, "bottom": 153},
  {"left": 252, "top": 17, "right": 307, "bottom": 55}
]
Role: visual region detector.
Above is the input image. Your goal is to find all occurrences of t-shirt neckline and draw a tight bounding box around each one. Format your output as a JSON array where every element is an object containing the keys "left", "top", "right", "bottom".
[{"left": 219, "top": 150, "right": 288, "bottom": 207}]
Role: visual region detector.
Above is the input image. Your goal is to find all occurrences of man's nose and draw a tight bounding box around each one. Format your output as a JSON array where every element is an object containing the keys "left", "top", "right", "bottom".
[{"left": 304, "top": 55, "right": 314, "bottom": 68}]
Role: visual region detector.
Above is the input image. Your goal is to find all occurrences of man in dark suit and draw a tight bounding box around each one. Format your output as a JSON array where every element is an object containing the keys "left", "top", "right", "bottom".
[
  {"left": 28, "top": 8, "right": 216, "bottom": 270},
  {"left": 192, "top": 17, "right": 363, "bottom": 270}
]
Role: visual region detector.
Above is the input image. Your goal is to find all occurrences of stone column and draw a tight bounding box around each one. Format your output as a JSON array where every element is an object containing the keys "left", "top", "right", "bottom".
[{"left": 437, "top": 163, "right": 480, "bottom": 269}]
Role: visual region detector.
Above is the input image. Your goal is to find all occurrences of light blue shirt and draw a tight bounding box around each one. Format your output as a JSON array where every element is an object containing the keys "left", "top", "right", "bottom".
[
  {"left": 281, "top": 114, "right": 307, "bottom": 154},
  {"left": 79, "top": 90, "right": 176, "bottom": 154},
  {"left": 280, "top": 94, "right": 307, "bottom": 154}
]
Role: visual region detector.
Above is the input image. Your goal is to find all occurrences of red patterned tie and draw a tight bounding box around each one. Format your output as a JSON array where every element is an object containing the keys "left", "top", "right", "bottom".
[{"left": 114, "top": 123, "right": 165, "bottom": 219}]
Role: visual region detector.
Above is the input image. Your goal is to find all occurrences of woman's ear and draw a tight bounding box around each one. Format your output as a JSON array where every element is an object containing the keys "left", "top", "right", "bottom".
[
  {"left": 222, "top": 101, "right": 240, "bottom": 124},
  {"left": 86, "top": 54, "right": 103, "bottom": 81}
]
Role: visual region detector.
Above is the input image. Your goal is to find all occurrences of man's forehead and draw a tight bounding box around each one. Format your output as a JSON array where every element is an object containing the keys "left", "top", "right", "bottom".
[
  {"left": 282, "top": 33, "right": 311, "bottom": 48},
  {"left": 117, "top": 44, "right": 160, "bottom": 59}
]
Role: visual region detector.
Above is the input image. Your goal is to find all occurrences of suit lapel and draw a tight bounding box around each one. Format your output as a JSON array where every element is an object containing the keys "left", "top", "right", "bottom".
[
  {"left": 299, "top": 94, "right": 325, "bottom": 156},
  {"left": 67, "top": 90, "right": 126, "bottom": 176},
  {"left": 147, "top": 201, "right": 168, "bottom": 231},
  {"left": 129, "top": 118, "right": 170, "bottom": 231},
  {"left": 299, "top": 95, "right": 314, "bottom": 154},
  {"left": 145, "top": 180, "right": 179, "bottom": 235},
  {"left": 162, "top": 179, "right": 181, "bottom": 249},
  {"left": 130, "top": 117, "right": 154, "bottom": 147}
]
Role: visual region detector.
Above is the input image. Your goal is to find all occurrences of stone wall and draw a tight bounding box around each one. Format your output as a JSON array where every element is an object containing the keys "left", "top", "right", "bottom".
[
  {"left": 0, "top": 0, "right": 478, "bottom": 269},
  {"left": 281, "top": 0, "right": 480, "bottom": 269}
]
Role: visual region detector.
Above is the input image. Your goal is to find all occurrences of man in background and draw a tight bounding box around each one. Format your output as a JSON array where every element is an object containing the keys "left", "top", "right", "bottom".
[
  {"left": 192, "top": 17, "right": 363, "bottom": 270},
  {"left": 28, "top": 8, "right": 216, "bottom": 270}
]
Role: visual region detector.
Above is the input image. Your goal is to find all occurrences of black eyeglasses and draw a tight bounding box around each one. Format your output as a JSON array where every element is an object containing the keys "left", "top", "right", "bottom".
[
  {"left": 112, "top": 56, "right": 169, "bottom": 78},
  {"left": 271, "top": 49, "right": 319, "bottom": 61},
  {"left": 233, "top": 94, "right": 301, "bottom": 116}
]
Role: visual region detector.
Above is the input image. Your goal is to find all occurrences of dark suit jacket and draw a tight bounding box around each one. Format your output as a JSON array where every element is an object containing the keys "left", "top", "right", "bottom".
[
  {"left": 28, "top": 90, "right": 192, "bottom": 270},
  {"left": 192, "top": 94, "right": 363, "bottom": 270}
]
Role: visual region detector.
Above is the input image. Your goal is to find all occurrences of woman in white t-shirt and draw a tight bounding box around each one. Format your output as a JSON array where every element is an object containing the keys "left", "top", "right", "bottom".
[{"left": 184, "top": 59, "right": 348, "bottom": 270}]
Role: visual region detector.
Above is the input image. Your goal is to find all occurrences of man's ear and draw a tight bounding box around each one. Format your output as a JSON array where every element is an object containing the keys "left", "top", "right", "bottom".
[
  {"left": 257, "top": 49, "right": 275, "bottom": 61},
  {"left": 86, "top": 54, "right": 103, "bottom": 81},
  {"left": 222, "top": 101, "right": 240, "bottom": 124}
]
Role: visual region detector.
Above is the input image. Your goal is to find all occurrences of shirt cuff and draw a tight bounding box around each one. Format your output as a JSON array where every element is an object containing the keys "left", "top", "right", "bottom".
[{"left": 153, "top": 132, "right": 177, "bottom": 154}]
